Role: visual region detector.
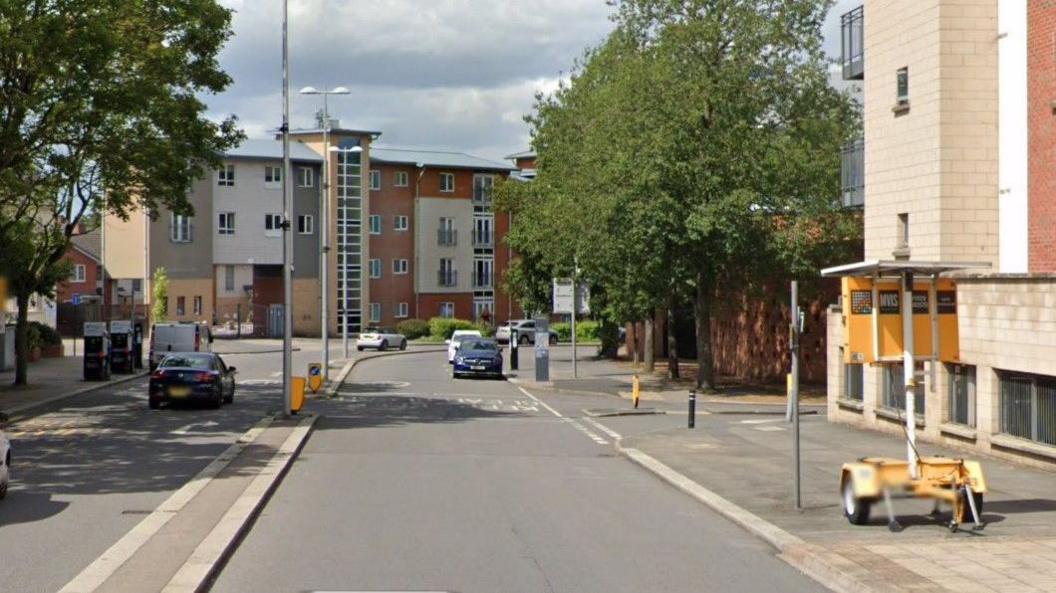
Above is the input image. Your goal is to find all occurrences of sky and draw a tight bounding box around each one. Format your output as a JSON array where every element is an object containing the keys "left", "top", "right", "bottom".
[{"left": 210, "top": 0, "right": 859, "bottom": 163}]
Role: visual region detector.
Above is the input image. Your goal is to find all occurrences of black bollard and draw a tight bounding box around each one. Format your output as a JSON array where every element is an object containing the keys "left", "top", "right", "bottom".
[
  {"left": 688, "top": 390, "right": 696, "bottom": 429},
  {"left": 510, "top": 328, "right": 519, "bottom": 371}
]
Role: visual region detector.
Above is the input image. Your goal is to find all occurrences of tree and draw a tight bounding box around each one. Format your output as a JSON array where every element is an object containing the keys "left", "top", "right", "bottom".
[
  {"left": 152, "top": 267, "right": 169, "bottom": 323},
  {"left": 0, "top": 1, "right": 243, "bottom": 386}
]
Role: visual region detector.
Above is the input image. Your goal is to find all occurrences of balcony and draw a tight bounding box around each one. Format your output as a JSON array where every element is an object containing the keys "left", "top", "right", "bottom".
[
  {"left": 841, "top": 138, "right": 864, "bottom": 209},
  {"left": 437, "top": 228, "right": 458, "bottom": 246},
  {"left": 472, "top": 271, "right": 492, "bottom": 289},
  {"left": 472, "top": 229, "right": 493, "bottom": 247},
  {"left": 841, "top": 6, "right": 864, "bottom": 81},
  {"left": 438, "top": 269, "right": 458, "bottom": 287}
]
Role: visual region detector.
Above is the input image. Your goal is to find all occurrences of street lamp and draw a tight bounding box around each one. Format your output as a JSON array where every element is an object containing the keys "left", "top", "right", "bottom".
[
  {"left": 300, "top": 86, "right": 350, "bottom": 384},
  {"left": 280, "top": 0, "right": 293, "bottom": 416},
  {"left": 328, "top": 144, "right": 363, "bottom": 358}
]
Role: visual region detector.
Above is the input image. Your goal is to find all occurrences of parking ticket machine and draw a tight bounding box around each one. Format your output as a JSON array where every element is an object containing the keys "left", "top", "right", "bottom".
[
  {"left": 132, "top": 320, "right": 145, "bottom": 369},
  {"left": 83, "top": 321, "right": 111, "bottom": 381},
  {"left": 109, "top": 320, "right": 134, "bottom": 374}
]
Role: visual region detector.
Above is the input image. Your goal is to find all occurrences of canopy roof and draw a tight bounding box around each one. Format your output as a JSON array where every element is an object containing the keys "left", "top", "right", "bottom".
[{"left": 820, "top": 259, "right": 991, "bottom": 278}]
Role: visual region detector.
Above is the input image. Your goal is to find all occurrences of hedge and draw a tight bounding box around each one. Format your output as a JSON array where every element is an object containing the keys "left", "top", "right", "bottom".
[
  {"left": 28, "top": 321, "right": 63, "bottom": 350},
  {"left": 551, "top": 320, "right": 599, "bottom": 342},
  {"left": 396, "top": 318, "right": 431, "bottom": 340},
  {"left": 428, "top": 317, "right": 478, "bottom": 340}
]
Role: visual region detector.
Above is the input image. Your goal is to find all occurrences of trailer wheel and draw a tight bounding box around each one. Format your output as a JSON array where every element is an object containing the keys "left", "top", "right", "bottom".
[
  {"left": 956, "top": 489, "right": 984, "bottom": 524},
  {"left": 842, "top": 479, "right": 872, "bottom": 525}
]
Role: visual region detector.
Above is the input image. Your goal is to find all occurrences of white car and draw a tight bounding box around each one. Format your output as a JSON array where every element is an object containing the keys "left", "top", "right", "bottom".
[
  {"left": 495, "top": 319, "right": 558, "bottom": 345},
  {"left": 447, "top": 329, "right": 483, "bottom": 363},
  {"left": 357, "top": 327, "right": 407, "bottom": 351},
  {"left": 1, "top": 413, "right": 10, "bottom": 499}
]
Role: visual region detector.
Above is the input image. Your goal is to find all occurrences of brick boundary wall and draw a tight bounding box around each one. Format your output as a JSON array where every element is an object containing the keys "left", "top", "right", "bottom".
[{"left": 1029, "top": 1, "right": 1056, "bottom": 272}]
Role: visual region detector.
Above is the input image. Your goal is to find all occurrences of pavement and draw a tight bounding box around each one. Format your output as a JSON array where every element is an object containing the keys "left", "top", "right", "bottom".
[{"left": 0, "top": 350, "right": 148, "bottom": 417}]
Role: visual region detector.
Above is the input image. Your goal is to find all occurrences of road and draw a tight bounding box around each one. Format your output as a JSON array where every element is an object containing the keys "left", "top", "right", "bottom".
[
  {"left": 0, "top": 342, "right": 328, "bottom": 593},
  {"left": 209, "top": 350, "right": 824, "bottom": 593}
]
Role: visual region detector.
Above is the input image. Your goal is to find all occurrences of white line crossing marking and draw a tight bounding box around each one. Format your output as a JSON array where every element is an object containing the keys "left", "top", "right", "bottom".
[
  {"left": 739, "top": 418, "right": 783, "bottom": 425},
  {"left": 516, "top": 385, "right": 608, "bottom": 445},
  {"left": 583, "top": 416, "right": 622, "bottom": 440}
]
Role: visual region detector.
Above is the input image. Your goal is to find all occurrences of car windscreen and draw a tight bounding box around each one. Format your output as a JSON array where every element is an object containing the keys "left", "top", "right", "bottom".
[
  {"left": 159, "top": 355, "right": 213, "bottom": 370},
  {"left": 461, "top": 340, "right": 498, "bottom": 353}
]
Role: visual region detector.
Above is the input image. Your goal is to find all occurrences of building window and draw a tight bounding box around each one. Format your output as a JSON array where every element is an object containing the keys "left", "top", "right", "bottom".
[
  {"left": 217, "top": 164, "right": 235, "bottom": 187},
  {"left": 193, "top": 295, "right": 202, "bottom": 316},
  {"left": 1000, "top": 372, "right": 1056, "bottom": 445},
  {"left": 218, "top": 212, "right": 235, "bottom": 235},
  {"left": 473, "top": 174, "right": 494, "bottom": 205},
  {"left": 393, "top": 259, "right": 408, "bottom": 274},
  {"left": 438, "top": 217, "right": 456, "bottom": 246},
  {"left": 438, "top": 258, "right": 456, "bottom": 286},
  {"left": 394, "top": 171, "right": 409, "bottom": 187},
  {"left": 369, "top": 215, "right": 382, "bottom": 235},
  {"left": 298, "top": 167, "right": 314, "bottom": 188},
  {"left": 71, "top": 264, "right": 86, "bottom": 283},
  {"left": 370, "top": 170, "right": 381, "bottom": 191},
  {"left": 947, "top": 364, "right": 976, "bottom": 427},
  {"left": 265, "top": 213, "right": 283, "bottom": 235},
  {"left": 896, "top": 67, "right": 909, "bottom": 105},
  {"left": 298, "top": 215, "right": 314, "bottom": 235},
  {"left": 439, "top": 172, "right": 455, "bottom": 192},
  {"left": 842, "top": 353, "right": 864, "bottom": 401},
  {"left": 394, "top": 215, "right": 409, "bottom": 231},
  {"left": 224, "top": 265, "right": 235, "bottom": 292},
  {"left": 369, "top": 302, "right": 381, "bottom": 323},
  {"left": 369, "top": 258, "right": 381, "bottom": 279},
  {"left": 395, "top": 302, "right": 409, "bottom": 318},
  {"left": 439, "top": 302, "right": 455, "bottom": 318},
  {"left": 171, "top": 213, "right": 192, "bottom": 243},
  {"left": 882, "top": 363, "right": 926, "bottom": 418},
  {"left": 265, "top": 165, "right": 282, "bottom": 186},
  {"left": 897, "top": 213, "right": 909, "bottom": 248},
  {"left": 132, "top": 278, "right": 142, "bottom": 294},
  {"left": 176, "top": 296, "right": 186, "bottom": 316}
]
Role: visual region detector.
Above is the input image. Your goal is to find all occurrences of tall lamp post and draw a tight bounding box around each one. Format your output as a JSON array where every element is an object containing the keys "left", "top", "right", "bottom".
[
  {"left": 280, "top": 0, "right": 293, "bottom": 416},
  {"left": 299, "top": 86, "right": 349, "bottom": 383},
  {"left": 328, "top": 144, "right": 363, "bottom": 358}
]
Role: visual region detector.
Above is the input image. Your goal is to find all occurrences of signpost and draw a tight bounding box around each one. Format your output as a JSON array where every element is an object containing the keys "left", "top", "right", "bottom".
[
  {"left": 553, "top": 277, "right": 589, "bottom": 378},
  {"left": 307, "top": 363, "right": 323, "bottom": 393}
]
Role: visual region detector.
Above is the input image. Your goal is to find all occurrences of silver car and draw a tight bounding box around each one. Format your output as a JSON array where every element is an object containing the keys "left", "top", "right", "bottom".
[
  {"left": 495, "top": 319, "right": 558, "bottom": 345},
  {"left": 357, "top": 327, "right": 408, "bottom": 351}
]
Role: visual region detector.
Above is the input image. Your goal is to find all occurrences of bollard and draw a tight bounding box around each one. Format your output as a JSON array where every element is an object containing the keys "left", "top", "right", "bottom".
[
  {"left": 632, "top": 374, "right": 640, "bottom": 409},
  {"left": 510, "top": 328, "right": 519, "bottom": 371},
  {"left": 688, "top": 390, "right": 696, "bottom": 429}
]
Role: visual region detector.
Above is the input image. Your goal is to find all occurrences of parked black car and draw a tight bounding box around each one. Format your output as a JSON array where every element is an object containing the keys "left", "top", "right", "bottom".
[
  {"left": 453, "top": 338, "right": 504, "bottom": 379},
  {"left": 149, "top": 353, "right": 236, "bottom": 409}
]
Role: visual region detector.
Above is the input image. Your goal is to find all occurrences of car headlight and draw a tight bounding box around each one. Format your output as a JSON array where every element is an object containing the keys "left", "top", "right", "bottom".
[{"left": 455, "top": 356, "right": 465, "bottom": 364}]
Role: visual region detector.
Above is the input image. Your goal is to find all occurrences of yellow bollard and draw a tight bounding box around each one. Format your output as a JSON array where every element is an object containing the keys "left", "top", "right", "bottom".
[
  {"left": 632, "top": 374, "right": 640, "bottom": 409},
  {"left": 291, "top": 376, "right": 306, "bottom": 413}
]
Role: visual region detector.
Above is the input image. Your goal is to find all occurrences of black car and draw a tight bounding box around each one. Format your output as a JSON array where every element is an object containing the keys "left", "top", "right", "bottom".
[
  {"left": 453, "top": 338, "right": 504, "bottom": 379},
  {"left": 149, "top": 353, "right": 236, "bottom": 409}
]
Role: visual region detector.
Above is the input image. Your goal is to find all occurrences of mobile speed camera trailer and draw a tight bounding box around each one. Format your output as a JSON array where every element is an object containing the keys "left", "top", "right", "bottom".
[{"left": 821, "top": 260, "right": 989, "bottom": 533}]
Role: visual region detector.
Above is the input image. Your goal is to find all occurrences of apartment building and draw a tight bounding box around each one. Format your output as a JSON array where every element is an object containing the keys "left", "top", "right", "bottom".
[{"left": 827, "top": 1, "right": 1056, "bottom": 467}]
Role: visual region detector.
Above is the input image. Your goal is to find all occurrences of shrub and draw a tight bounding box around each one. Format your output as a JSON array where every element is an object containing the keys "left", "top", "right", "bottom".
[
  {"left": 552, "top": 320, "right": 599, "bottom": 342},
  {"left": 475, "top": 322, "right": 495, "bottom": 338},
  {"left": 428, "top": 317, "right": 477, "bottom": 340},
  {"left": 31, "top": 321, "right": 63, "bottom": 346},
  {"left": 396, "top": 318, "right": 431, "bottom": 340}
]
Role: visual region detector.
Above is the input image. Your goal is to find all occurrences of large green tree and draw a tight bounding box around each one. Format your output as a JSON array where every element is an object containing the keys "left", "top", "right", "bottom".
[{"left": 0, "top": 1, "right": 243, "bottom": 386}]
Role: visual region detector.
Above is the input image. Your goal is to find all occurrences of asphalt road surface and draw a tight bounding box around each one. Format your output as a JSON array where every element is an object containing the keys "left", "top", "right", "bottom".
[
  {"left": 0, "top": 343, "right": 326, "bottom": 593},
  {"left": 209, "top": 350, "right": 825, "bottom": 593}
]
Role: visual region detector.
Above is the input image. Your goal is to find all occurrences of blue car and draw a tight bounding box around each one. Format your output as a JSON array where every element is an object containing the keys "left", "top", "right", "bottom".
[{"left": 453, "top": 338, "right": 504, "bottom": 379}]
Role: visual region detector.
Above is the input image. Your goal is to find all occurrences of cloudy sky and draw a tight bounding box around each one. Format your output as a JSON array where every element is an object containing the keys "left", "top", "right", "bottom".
[{"left": 210, "top": 0, "right": 858, "bottom": 163}]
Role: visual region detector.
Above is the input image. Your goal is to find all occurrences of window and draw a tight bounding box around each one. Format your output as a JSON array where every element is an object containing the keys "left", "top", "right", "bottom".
[
  {"left": 438, "top": 217, "right": 456, "bottom": 246},
  {"left": 176, "top": 296, "right": 186, "bottom": 316},
  {"left": 218, "top": 212, "right": 235, "bottom": 235},
  {"left": 193, "top": 295, "right": 202, "bottom": 316},
  {"left": 473, "top": 174, "right": 494, "bottom": 205},
  {"left": 369, "top": 302, "right": 381, "bottom": 323},
  {"left": 1000, "top": 372, "right": 1056, "bottom": 445},
  {"left": 132, "top": 279, "right": 142, "bottom": 294},
  {"left": 298, "top": 215, "right": 314, "bottom": 235},
  {"left": 224, "top": 265, "right": 235, "bottom": 292},
  {"left": 394, "top": 215, "right": 409, "bottom": 231},
  {"left": 843, "top": 362, "right": 864, "bottom": 401},
  {"left": 71, "top": 264, "right": 86, "bottom": 283},
  {"left": 171, "top": 213, "right": 192, "bottom": 243},
  {"left": 896, "top": 67, "right": 909, "bottom": 105},
  {"left": 439, "top": 302, "right": 455, "bottom": 318},
  {"left": 370, "top": 170, "right": 381, "bottom": 191},
  {"left": 395, "top": 302, "right": 409, "bottom": 318},
  {"left": 265, "top": 165, "right": 282, "bottom": 186},
  {"left": 438, "top": 258, "right": 456, "bottom": 286},
  {"left": 217, "top": 164, "right": 235, "bottom": 187},
  {"left": 369, "top": 215, "right": 382, "bottom": 235},
  {"left": 393, "top": 259, "right": 408, "bottom": 274},
  {"left": 265, "top": 213, "right": 283, "bottom": 235},
  {"left": 947, "top": 364, "right": 976, "bottom": 427},
  {"left": 882, "top": 363, "right": 926, "bottom": 418},
  {"left": 473, "top": 217, "right": 492, "bottom": 246},
  {"left": 439, "top": 172, "right": 455, "bottom": 192},
  {"left": 298, "top": 167, "right": 314, "bottom": 188},
  {"left": 394, "top": 171, "right": 409, "bottom": 187},
  {"left": 898, "top": 213, "right": 909, "bottom": 247},
  {"left": 369, "top": 258, "right": 382, "bottom": 279},
  {"left": 473, "top": 259, "right": 493, "bottom": 288}
]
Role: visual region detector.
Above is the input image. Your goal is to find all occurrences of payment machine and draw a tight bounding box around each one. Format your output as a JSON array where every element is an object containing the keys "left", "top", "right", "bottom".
[
  {"left": 109, "top": 320, "right": 134, "bottom": 374},
  {"left": 83, "top": 321, "right": 111, "bottom": 381},
  {"left": 132, "top": 320, "right": 145, "bottom": 370}
]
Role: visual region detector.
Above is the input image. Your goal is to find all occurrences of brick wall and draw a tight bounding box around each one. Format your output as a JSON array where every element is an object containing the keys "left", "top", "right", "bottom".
[{"left": 1029, "top": 2, "right": 1056, "bottom": 272}]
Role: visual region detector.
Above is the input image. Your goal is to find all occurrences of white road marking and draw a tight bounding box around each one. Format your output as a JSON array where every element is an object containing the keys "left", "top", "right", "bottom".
[
  {"left": 172, "top": 421, "right": 220, "bottom": 435},
  {"left": 516, "top": 385, "right": 608, "bottom": 445},
  {"left": 739, "top": 418, "right": 784, "bottom": 425},
  {"left": 754, "top": 425, "right": 785, "bottom": 432},
  {"left": 583, "top": 416, "right": 622, "bottom": 440}
]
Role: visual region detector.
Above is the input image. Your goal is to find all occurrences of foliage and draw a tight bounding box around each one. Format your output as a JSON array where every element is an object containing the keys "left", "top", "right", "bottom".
[
  {"left": 551, "top": 320, "right": 600, "bottom": 342},
  {"left": 474, "top": 322, "right": 495, "bottom": 338},
  {"left": 28, "top": 321, "right": 62, "bottom": 348},
  {"left": 152, "top": 268, "right": 169, "bottom": 323},
  {"left": 396, "top": 319, "right": 431, "bottom": 340},
  {"left": 428, "top": 317, "right": 477, "bottom": 340}
]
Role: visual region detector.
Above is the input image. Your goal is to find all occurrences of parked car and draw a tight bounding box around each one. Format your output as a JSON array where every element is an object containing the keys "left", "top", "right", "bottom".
[
  {"left": 0, "top": 412, "right": 10, "bottom": 499},
  {"left": 453, "top": 338, "right": 504, "bottom": 379},
  {"left": 495, "top": 319, "right": 558, "bottom": 345},
  {"left": 149, "top": 322, "right": 212, "bottom": 371},
  {"left": 357, "top": 327, "right": 407, "bottom": 351},
  {"left": 447, "top": 329, "right": 483, "bottom": 363},
  {"left": 149, "top": 352, "right": 236, "bottom": 410}
]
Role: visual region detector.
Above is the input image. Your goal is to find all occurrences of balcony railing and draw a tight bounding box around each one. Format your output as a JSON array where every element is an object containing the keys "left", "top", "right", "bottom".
[
  {"left": 472, "top": 271, "right": 492, "bottom": 288},
  {"left": 841, "top": 6, "right": 864, "bottom": 81},
  {"left": 437, "top": 228, "right": 457, "bottom": 246},
  {"left": 841, "top": 138, "right": 864, "bottom": 208},
  {"left": 438, "top": 269, "right": 458, "bottom": 287},
  {"left": 472, "top": 229, "right": 493, "bottom": 247}
]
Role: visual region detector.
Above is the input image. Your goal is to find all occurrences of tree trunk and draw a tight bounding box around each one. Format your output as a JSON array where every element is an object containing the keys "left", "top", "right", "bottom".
[
  {"left": 629, "top": 322, "right": 639, "bottom": 367},
  {"left": 14, "top": 291, "right": 30, "bottom": 386},
  {"left": 694, "top": 272, "right": 715, "bottom": 392},
  {"left": 643, "top": 316, "right": 655, "bottom": 373},
  {"left": 667, "top": 296, "right": 680, "bottom": 380}
]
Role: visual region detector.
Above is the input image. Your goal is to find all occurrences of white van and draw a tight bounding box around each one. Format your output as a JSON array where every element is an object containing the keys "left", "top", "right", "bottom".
[{"left": 149, "top": 322, "right": 212, "bottom": 371}]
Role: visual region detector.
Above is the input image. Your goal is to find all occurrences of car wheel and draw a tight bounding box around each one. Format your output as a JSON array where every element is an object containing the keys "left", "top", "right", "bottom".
[
  {"left": 400, "top": 339, "right": 407, "bottom": 351},
  {"left": 380, "top": 340, "right": 389, "bottom": 351},
  {"left": 224, "top": 386, "right": 234, "bottom": 404},
  {"left": 210, "top": 385, "right": 222, "bottom": 409},
  {"left": 149, "top": 396, "right": 160, "bottom": 410},
  {"left": 842, "top": 479, "right": 871, "bottom": 525},
  {"left": 0, "top": 478, "right": 7, "bottom": 500},
  {"left": 357, "top": 346, "right": 364, "bottom": 352},
  {"left": 518, "top": 334, "right": 529, "bottom": 345}
]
